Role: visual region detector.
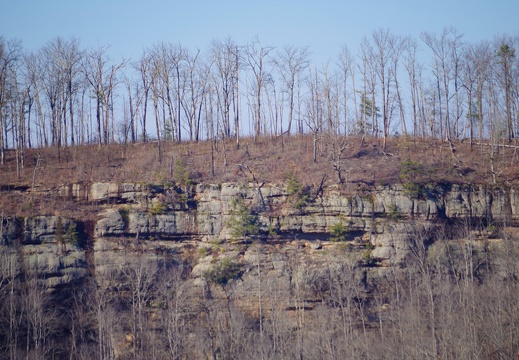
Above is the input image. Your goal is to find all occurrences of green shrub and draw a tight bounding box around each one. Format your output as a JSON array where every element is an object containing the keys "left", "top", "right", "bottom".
[
  {"left": 228, "top": 197, "right": 259, "bottom": 240},
  {"left": 156, "top": 171, "right": 172, "bottom": 188},
  {"left": 22, "top": 201, "right": 32, "bottom": 212},
  {"left": 56, "top": 218, "right": 80, "bottom": 251},
  {"left": 399, "top": 160, "right": 425, "bottom": 199},
  {"left": 400, "top": 159, "right": 423, "bottom": 178},
  {"left": 285, "top": 171, "right": 310, "bottom": 209},
  {"left": 337, "top": 242, "right": 352, "bottom": 252},
  {"left": 64, "top": 222, "right": 80, "bottom": 246},
  {"left": 118, "top": 207, "right": 130, "bottom": 227},
  {"left": 330, "top": 220, "right": 349, "bottom": 242},
  {"left": 268, "top": 221, "right": 280, "bottom": 237},
  {"left": 175, "top": 159, "right": 194, "bottom": 187},
  {"left": 361, "top": 250, "right": 376, "bottom": 266},
  {"left": 402, "top": 181, "right": 423, "bottom": 199},
  {"left": 387, "top": 203, "right": 402, "bottom": 220},
  {"left": 149, "top": 201, "right": 167, "bottom": 215},
  {"left": 204, "top": 258, "right": 244, "bottom": 286}
]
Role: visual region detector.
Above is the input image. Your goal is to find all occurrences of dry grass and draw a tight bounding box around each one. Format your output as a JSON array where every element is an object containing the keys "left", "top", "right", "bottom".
[{"left": 2, "top": 134, "right": 519, "bottom": 218}]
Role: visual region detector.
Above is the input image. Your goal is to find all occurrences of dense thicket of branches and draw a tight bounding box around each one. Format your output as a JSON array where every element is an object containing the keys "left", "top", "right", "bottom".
[
  {"left": 0, "top": 28, "right": 518, "bottom": 156},
  {"left": 1, "top": 222, "right": 519, "bottom": 359}
]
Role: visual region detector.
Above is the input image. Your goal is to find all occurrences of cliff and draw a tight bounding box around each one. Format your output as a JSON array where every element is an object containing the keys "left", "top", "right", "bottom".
[
  {"left": 1, "top": 181, "right": 515, "bottom": 290},
  {"left": 1, "top": 180, "right": 518, "bottom": 358}
]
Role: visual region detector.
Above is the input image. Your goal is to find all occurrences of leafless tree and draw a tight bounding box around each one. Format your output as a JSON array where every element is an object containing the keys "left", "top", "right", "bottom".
[
  {"left": 82, "top": 44, "right": 121, "bottom": 147},
  {"left": 304, "top": 66, "right": 325, "bottom": 162},
  {"left": 0, "top": 243, "right": 22, "bottom": 360},
  {"left": 421, "top": 27, "right": 464, "bottom": 142},
  {"left": 402, "top": 36, "right": 424, "bottom": 138},
  {"left": 337, "top": 45, "right": 356, "bottom": 136},
  {"left": 209, "top": 38, "right": 241, "bottom": 143},
  {"left": 22, "top": 269, "right": 59, "bottom": 358},
  {"left": 245, "top": 37, "right": 274, "bottom": 140},
  {"left": 370, "top": 28, "right": 402, "bottom": 149},
  {"left": 181, "top": 48, "right": 210, "bottom": 141},
  {"left": 273, "top": 45, "right": 310, "bottom": 135},
  {"left": 155, "top": 262, "right": 194, "bottom": 359},
  {"left": 41, "top": 37, "right": 83, "bottom": 147},
  {"left": 0, "top": 38, "right": 22, "bottom": 164},
  {"left": 121, "top": 255, "right": 158, "bottom": 360},
  {"left": 134, "top": 50, "right": 153, "bottom": 143},
  {"left": 462, "top": 41, "right": 492, "bottom": 146}
]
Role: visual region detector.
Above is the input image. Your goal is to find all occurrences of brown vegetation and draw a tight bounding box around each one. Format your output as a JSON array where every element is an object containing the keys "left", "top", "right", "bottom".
[
  {"left": 0, "top": 136, "right": 519, "bottom": 191},
  {"left": 7, "top": 135, "right": 519, "bottom": 187},
  {"left": 2, "top": 135, "right": 519, "bottom": 218}
]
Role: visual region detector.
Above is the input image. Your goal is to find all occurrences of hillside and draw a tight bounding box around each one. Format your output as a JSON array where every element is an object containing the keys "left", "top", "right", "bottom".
[{"left": 2, "top": 135, "right": 518, "bottom": 218}]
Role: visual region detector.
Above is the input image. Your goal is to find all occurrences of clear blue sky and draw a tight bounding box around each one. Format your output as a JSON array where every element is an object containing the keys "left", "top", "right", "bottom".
[{"left": 2, "top": 0, "right": 518, "bottom": 64}]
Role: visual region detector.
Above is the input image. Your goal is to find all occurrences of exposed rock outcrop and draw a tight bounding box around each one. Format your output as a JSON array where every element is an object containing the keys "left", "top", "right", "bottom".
[{"left": 1, "top": 181, "right": 516, "bottom": 293}]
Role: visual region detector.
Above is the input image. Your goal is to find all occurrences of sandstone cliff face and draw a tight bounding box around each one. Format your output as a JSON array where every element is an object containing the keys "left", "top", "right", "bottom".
[
  {"left": 87, "top": 182, "right": 515, "bottom": 237},
  {"left": 3, "top": 180, "right": 518, "bottom": 359},
  {"left": 1, "top": 181, "right": 515, "bottom": 294}
]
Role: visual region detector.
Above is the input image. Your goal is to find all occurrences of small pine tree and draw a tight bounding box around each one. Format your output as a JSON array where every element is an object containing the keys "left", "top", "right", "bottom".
[
  {"left": 228, "top": 197, "right": 259, "bottom": 241},
  {"left": 285, "top": 172, "right": 309, "bottom": 209},
  {"left": 330, "top": 220, "right": 349, "bottom": 242},
  {"left": 175, "top": 159, "right": 193, "bottom": 187}
]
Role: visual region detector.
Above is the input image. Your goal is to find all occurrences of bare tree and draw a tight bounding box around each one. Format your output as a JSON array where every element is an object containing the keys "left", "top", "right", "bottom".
[
  {"left": 273, "top": 45, "right": 310, "bottom": 135},
  {"left": 421, "top": 27, "right": 464, "bottom": 142},
  {"left": 42, "top": 37, "right": 83, "bottom": 146},
  {"left": 122, "top": 73, "right": 143, "bottom": 144},
  {"left": 370, "top": 29, "right": 403, "bottom": 150},
  {"left": 82, "top": 44, "right": 125, "bottom": 147},
  {"left": 24, "top": 51, "right": 48, "bottom": 148},
  {"left": 338, "top": 45, "right": 356, "bottom": 136},
  {"left": 210, "top": 38, "right": 241, "bottom": 142},
  {"left": 402, "top": 36, "right": 424, "bottom": 138},
  {"left": 304, "top": 66, "right": 325, "bottom": 162},
  {"left": 181, "top": 48, "right": 210, "bottom": 141},
  {"left": 0, "top": 242, "right": 22, "bottom": 360},
  {"left": 155, "top": 262, "right": 196, "bottom": 359},
  {"left": 104, "top": 61, "right": 126, "bottom": 144},
  {"left": 462, "top": 41, "right": 492, "bottom": 146},
  {"left": 358, "top": 38, "right": 379, "bottom": 140},
  {"left": 168, "top": 43, "right": 187, "bottom": 142},
  {"left": 148, "top": 42, "right": 187, "bottom": 143},
  {"left": 134, "top": 50, "right": 153, "bottom": 142},
  {"left": 0, "top": 38, "right": 22, "bottom": 164},
  {"left": 94, "top": 264, "right": 123, "bottom": 359},
  {"left": 12, "top": 67, "right": 29, "bottom": 178},
  {"left": 121, "top": 255, "right": 158, "bottom": 360},
  {"left": 245, "top": 37, "right": 274, "bottom": 140},
  {"left": 22, "top": 268, "right": 59, "bottom": 358},
  {"left": 82, "top": 44, "right": 110, "bottom": 147}
]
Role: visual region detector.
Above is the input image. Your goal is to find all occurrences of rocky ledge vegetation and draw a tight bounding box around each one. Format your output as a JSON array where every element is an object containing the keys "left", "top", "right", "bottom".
[{"left": 2, "top": 136, "right": 519, "bottom": 359}]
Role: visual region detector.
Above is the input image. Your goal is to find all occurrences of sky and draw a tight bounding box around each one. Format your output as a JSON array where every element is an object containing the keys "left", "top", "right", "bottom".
[{"left": 2, "top": 0, "right": 518, "bottom": 65}]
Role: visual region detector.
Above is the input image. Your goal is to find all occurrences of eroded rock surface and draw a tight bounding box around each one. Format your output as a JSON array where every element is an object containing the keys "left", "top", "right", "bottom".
[{"left": 1, "top": 181, "right": 516, "bottom": 294}]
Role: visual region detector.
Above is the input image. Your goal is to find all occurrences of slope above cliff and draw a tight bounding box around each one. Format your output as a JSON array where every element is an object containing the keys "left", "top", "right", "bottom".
[{"left": 2, "top": 135, "right": 519, "bottom": 221}]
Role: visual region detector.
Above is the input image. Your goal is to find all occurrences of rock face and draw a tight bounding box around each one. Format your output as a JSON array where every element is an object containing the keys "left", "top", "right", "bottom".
[
  {"left": 1, "top": 181, "right": 516, "bottom": 291},
  {"left": 3, "top": 180, "right": 519, "bottom": 359}
]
